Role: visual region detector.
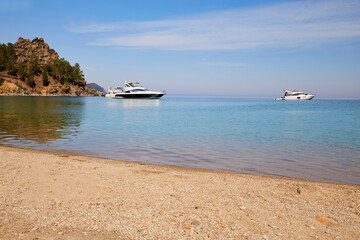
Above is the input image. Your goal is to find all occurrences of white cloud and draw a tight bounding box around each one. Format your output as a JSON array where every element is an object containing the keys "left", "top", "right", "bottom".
[{"left": 68, "top": 0, "right": 360, "bottom": 50}]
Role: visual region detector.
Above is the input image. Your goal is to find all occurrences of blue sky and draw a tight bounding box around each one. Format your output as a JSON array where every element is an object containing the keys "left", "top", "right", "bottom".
[{"left": 1, "top": 0, "right": 360, "bottom": 98}]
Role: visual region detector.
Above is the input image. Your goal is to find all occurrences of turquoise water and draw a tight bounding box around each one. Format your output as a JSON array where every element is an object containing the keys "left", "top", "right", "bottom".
[{"left": 0, "top": 96, "right": 359, "bottom": 184}]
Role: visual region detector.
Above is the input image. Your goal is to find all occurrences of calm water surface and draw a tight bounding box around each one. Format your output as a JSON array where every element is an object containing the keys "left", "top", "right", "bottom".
[{"left": 1, "top": 96, "right": 359, "bottom": 184}]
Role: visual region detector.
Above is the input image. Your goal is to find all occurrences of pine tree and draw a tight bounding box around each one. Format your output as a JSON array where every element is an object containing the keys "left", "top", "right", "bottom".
[
  {"left": 0, "top": 44, "right": 7, "bottom": 71},
  {"left": 42, "top": 70, "right": 49, "bottom": 86},
  {"left": 26, "top": 74, "right": 36, "bottom": 88},
  {"left": 17, "top": 62, "right": 27, "bottom": 81},
  {"left": 29, "top": 54, "right": 41, "bottom": 76}
]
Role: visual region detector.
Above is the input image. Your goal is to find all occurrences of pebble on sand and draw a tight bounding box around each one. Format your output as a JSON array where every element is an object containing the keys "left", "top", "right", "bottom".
[
  {"left": 306, "top": 224, "right": 316, "bottom": 229},
  {"left": 316, "top": 216, "right": 328, "bottom": 225},
  {"left": 191, "top": 220, "right": 200, "bottom": 226}
]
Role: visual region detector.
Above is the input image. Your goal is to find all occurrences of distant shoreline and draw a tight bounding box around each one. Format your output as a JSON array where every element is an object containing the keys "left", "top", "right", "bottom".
[
  {"left": 1, "top": 94, "right": 360, "bottom": 99},
  {"left": 0, "top": 94, "right": 99, "bottom": 97},
  {"left": 0, "top": 145, "right": 359, "bottom": 239}
]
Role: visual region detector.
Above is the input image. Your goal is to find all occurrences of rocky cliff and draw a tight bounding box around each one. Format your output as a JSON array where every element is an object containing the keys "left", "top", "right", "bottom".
[
  {"left": 14, "top": 37, "right": 59, "bottom": 65},
  {"left": 0, "top": 37, "right": 100, "bottom": 96}
]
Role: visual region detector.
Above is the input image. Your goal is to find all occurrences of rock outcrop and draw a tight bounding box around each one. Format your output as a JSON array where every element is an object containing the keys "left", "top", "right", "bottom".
[
  {"left": 14, "top": 37, "right": 59, "bottom": 65},
  {"left": 0, "top": 37, "right": 100, "bottom": 96}
]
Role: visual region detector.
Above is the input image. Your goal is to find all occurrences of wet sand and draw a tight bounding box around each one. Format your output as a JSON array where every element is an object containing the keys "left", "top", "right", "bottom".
[{"left": 0, "top": 146, "right": 359, "bottom": 239}]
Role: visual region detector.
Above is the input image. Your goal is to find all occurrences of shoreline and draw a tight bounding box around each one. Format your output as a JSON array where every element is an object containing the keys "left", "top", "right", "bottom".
[
  {"left": 3, "top": 145, "right": 357, "bottom": 187},
  {"left": 1, "top": 145, "right": 359, "bottom": 239},
  {"left": 3, "top": 145, "right": 357, "bottom": 186}
]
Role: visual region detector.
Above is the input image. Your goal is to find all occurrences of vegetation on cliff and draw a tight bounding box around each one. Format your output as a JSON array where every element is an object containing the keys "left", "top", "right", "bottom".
[
  {"left": 0, "top": 43, "right": 17, "bottom": 75},
  {"left": 0, "top": 37, "right": 99, "bottom": 96}
]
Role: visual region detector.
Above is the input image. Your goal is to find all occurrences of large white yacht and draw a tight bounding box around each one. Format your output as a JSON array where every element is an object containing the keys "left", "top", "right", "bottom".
[
  {"left": 275, "top": 89, "right": 315, "bottom": 100},
  {"left": 111, "top": 81, "right": 165, "bottom": 99}
]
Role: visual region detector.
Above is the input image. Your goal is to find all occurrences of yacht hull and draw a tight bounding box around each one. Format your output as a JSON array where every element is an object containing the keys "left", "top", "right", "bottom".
[
  {"left": 283, "top": 95, "right": 314, "bottom": 100},
  {"left": 113, "top": 93, "right": 165, "bottom": 99}
]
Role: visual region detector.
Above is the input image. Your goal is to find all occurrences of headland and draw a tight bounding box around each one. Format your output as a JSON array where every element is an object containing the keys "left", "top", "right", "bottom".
[{"left": 0, "top": 37, "right": 100, "bottom": 96}]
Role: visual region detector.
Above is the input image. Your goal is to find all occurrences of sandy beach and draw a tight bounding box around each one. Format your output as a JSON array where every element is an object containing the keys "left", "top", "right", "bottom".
[{"left": 0, "top": 146, "right": 359, "bottom": 239}]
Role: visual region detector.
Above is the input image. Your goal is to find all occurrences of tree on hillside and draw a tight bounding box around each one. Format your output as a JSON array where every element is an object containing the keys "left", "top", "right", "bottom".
[
  {"left": 17, "top": 62, "right": 27, "bottom": 81},
  {"left": 29, "top": 54, "right": 41, "bottom": 76},
  {"left": 53, "top": 58, "right": 73, "bottom": 84},
  {"left": 44, "top": 63, "right": 55, "bottom": 78},
  {"left": 0, "top": 44, "right": 7, "bottom": 71},
  {"left": 73, "top": 63, "right": 86, "bottom": 87},
  {"left": 6, "top": 59, "right": 17, "bottom": 76},
  {"left": 42, "top": 70, "right": 49, "bottom": 86},
  {"left": 6, "top": 43, "right": 17, "bottom": 75},
  {"left": 26, "top": 74, "right": 36, "bottom": 88},
  {"left": 51, "top": 58, "right": 86, "bottom": 86},
  {"left": 0, "top": 43, "right": 17, "bottom": 75}
]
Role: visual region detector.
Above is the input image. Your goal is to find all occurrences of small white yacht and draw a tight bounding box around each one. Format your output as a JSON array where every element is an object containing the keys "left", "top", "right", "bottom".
[
  {"left": 275, "top": 89, "right": 315, "bottom": 100},
  {"left": 105, "top": 86, "right": 123, "bottom": 97},
  {"left": 111, "top": 81, "right": 165, "bottom": 99}
]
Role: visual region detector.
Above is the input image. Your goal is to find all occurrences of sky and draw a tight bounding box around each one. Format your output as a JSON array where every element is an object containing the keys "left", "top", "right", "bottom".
[{"left": 1, "top": 0, "right": 360, "bottom": 98}]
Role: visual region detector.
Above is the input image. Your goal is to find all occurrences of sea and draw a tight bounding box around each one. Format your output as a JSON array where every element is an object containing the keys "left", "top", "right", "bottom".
[{"left": 0, "top": 96, "right": 359, "bottom": 185}]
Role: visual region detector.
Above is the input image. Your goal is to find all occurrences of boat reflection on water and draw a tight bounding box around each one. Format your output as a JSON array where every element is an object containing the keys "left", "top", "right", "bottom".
[
  {"left": 106, "top": 98, "right": 162, "bottom": 108},
  {"left": 0, "top": 97, "right": 84, "bottom": 144}
]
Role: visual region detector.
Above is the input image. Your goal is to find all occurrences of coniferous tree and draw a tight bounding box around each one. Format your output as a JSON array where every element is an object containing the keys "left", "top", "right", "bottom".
[
  {"left": 6, "top": 57, "right": 17, "bottom": 76},
  {"left": 26, "top": 74, "right": 36, "bottom": 88},
  {"left": 29, "top": 54, "right": 41, "bottom": 76},
  {"left": 42, "top": 70, "right": 49, "bottom": 86},
  {"left": 6, "top": 43, "right": 17, "bottom": 75},
  {"left": 0, "top": 44, "right": 8, "bottom": 71},
  {"left": 0, "top": 43, "right": 17, "bottom": 74},
  {"left": 17, "top": 62, "right": 27, "bottom": 81},
  {"left": 44, "top": 63, "right": 55, "bottom": 78}
]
